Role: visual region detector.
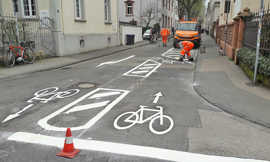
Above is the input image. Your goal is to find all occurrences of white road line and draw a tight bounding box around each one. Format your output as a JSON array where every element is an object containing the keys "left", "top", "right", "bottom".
[
  {"left": 38, "top": 88, "right": 129, "bottom": 131},
  {"left": 96, "top": 55, "right": 136, "bottom": 67},
  {"left": 138, "top": 67, "right": 154, "bottom": 70},
  {"left": 8, "top": 132, "right": 268, "bottom": 162},
  {"left": 65, "top": 101, "right": 111, "bottom": 114},
  {"left": 89, "top": 92, "right": 121, "bottom": 99},
  {"left": 142, "top": 64, "right": 158, "bottom": 66},
  {"left": 131, "top": 71, "right": 149, "bottom": 74}
]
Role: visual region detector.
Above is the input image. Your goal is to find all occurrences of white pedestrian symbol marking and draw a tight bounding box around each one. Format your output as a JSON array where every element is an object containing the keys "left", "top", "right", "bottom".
[
  {"left": 114, "top": 105, "right": 174, "bottom": 135},
  {"left": 38, "top": 88, "right": 129, "bottom": 131},
  {"left": 123, "top": 59, "right": 162, "bottom": 78}
]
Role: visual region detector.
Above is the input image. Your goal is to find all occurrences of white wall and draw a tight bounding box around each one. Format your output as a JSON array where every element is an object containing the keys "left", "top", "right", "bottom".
[{"left": 120, "top": 25, "right": 142, "bottom": 45}]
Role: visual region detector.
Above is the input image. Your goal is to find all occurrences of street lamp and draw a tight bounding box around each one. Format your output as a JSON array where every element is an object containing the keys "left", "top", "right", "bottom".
[{"left": 223, "top": 0, "right": 230, "bottom": 56}]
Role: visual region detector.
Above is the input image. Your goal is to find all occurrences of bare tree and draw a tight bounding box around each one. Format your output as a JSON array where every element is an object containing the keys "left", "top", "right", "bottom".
[
  {"left": 140, "top": 1, "right": 161, "bottom": 28},
  {"left": 177, "top": 0, "right": 203, "bottom": 19}
]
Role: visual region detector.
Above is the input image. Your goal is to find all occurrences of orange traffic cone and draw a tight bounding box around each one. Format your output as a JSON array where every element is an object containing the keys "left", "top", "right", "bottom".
[{"left": 57, "top": 128, "right": 80, "bottom": 158}]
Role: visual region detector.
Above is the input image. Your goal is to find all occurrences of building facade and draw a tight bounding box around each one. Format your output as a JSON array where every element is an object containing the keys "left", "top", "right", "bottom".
[
  {"left": 118, "top": 0, "right": 177, "bottom": 28},
  {"left": 0, "top": 0, "right": 120, "bottom": 56},
  {"left": 219, "top": 0, "right": 270, "bottom": 25}
]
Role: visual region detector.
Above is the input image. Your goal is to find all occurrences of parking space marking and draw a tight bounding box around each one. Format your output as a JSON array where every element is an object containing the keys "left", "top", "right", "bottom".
[
  {"left": 8, "top": 132, "right": 268, "bottom": 162},
  {"left": 38, "top": 88, "right": 129, "bottom": 131},
  {"left": 123, "top": 59, "right": 162, "bottom": 78}
]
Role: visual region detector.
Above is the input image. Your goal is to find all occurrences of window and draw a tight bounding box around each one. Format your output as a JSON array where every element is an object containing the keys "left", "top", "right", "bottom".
[
  {"left": 162, "top": 0, "right": 165, "bottom": 8},
  {"left": 104, "top": 0, "right": 111, "bottom": 23},
  {"left": 22, "top": 0, "right": 37, "bottom": 17},
  {"left": 125, "top": 1, "right": 134, "bottom": 16},
  {"left": 75, "top": 0, "right": 85, "bottom": 20},
  {"left": 168, "top": 0, "right": 170, "bottom": 10},
  {"left": 12, "top": 0, "right": 19, "bottom": 15}
]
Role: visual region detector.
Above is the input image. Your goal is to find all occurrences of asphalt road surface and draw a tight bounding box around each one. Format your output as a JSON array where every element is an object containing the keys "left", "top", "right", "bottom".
[{"left": 0, "top": 41, "right": 270, "bottom": 162}]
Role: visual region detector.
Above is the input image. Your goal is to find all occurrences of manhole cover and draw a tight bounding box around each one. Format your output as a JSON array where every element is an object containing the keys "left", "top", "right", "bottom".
[{"left": 78, "top": 82, "right": 96, "bottom": 89}]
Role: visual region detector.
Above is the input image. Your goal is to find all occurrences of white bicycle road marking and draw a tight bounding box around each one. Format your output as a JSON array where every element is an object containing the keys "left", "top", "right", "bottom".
[
  {"left": 114, "top": 105, "right": 174, "bottom": 135},
  {"left": 8, "top": 132, "right": 268, "bottom": 162},
  {"left": 123, "top": 59, "right": 162, "bottom": 78},
  {"left": 38, "top": 88, "right": 129, "bottom": 131},
  {"left": 27, "top": 87, "right": 80, "bottom": 104},
  {"left": 2, "top": 87, "right": 80, "bottom": 123},
  {"left": 96, "top": 55, "right": 136, "bottom": 67}
]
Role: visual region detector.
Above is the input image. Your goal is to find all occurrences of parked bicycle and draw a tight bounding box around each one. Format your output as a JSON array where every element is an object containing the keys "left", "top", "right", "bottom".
[
  {"left": 3, "top": 41, "right": 36, "bottom": 67},
  {"left": 114, "top": 105, "right": 174, "bottom": 135}
]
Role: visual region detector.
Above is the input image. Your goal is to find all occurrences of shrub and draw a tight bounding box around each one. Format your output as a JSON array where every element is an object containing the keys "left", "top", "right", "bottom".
[{"left": 237, "top": 47, "right": 270, "bottom": 77}]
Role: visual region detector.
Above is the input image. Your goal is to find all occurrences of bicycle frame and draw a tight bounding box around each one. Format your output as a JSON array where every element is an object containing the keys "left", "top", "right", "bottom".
[
  {"left": 126, "top": 105, "right": 164, "bottom": 125},
  {"left": 9, "top": 45, "right": 24, "bottom": 58}
]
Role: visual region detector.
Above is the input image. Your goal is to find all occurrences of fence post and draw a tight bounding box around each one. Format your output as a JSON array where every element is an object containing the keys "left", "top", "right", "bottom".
[{"left": 237, "top": 18, "right": 245, "bottom": 49}]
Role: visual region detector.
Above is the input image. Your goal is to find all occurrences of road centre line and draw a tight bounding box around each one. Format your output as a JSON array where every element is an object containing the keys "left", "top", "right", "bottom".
[{"left": 8, "top": 132, "right": 268, "bottom": 162}]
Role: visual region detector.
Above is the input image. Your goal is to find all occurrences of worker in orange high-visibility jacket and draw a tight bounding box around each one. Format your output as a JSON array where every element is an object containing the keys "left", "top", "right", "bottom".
[
  {"left": 179, "top": 41, "right": 194, "bottom": 61},
  {"left": 160, "top": 28, "right": 170, "bottom": 47}
]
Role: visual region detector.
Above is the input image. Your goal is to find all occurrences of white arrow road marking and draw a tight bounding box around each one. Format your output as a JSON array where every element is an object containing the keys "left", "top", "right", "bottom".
[
  {"left": 8, "top": 132, "right": 268, "bottom": 162},
  {"left": 65, "top": 101, "right": 111, "bottom": 114},
  {"left": 96, "top": 55, "right": 135, "bottom": 67},
  {"left": 153, "top": 92, "right": 163, "bottom": 104},
  {"left": 2, "top": 104, "right": 34, "bottom": 123},
  {"left": 89, "top": 92, "right": 121, "bottom": 99}
]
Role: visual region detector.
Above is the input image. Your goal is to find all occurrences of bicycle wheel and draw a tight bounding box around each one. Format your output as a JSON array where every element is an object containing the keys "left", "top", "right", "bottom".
[
  {"left": 114, "top": 112, "right": 139, "bottom": 130},
  {"left": 34, "top": 87, "right": 59, "bottom": 96},
  {"left": 149, "top": 115, "right": 174, "bottom": 135},
  {"left": 23, "top": 47, "right": 35, "bottom": 64},
  {"left": 57, "top": 89, "right": 80, "bottom": 98},
  {"left": 4, "top": 49, "right": 15, "bottom": 68}
]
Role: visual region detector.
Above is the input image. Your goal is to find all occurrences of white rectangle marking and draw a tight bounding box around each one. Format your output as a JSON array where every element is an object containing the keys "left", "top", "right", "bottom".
[{"left": 8, "top": 132, "right": 268, "bottom": 162}]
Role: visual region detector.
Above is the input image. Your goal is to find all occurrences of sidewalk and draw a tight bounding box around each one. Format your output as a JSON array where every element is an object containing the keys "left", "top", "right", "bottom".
[
  {"left": 0, "top": 41, "right": 149, "bottom": 79},
  {"left": 194, "top": 34, "right": 270, "bottom": 128}
]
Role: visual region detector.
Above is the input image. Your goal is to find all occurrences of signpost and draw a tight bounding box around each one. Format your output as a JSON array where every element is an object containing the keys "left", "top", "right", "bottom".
[{"left": 253, "top": 0, "right": 264, "bottom": 84}]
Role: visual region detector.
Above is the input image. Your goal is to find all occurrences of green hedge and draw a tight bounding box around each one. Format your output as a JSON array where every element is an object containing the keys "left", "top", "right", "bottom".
[{"left": 237, "top": 47, "right": 270, "bottom": 77}]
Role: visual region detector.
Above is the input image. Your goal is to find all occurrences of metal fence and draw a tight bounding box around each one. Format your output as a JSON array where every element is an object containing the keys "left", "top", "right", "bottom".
[
  {"left": 244, "top": 7, "right": 270, "bottom": 57},
  {"left": 0, "top": 13, "right": 56, "bottom": 60}
]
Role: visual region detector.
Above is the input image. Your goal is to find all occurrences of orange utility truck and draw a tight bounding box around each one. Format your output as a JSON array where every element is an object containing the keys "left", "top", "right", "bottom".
[{"left": 173, "top": 18, "right": 201, "bottom": 49}]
